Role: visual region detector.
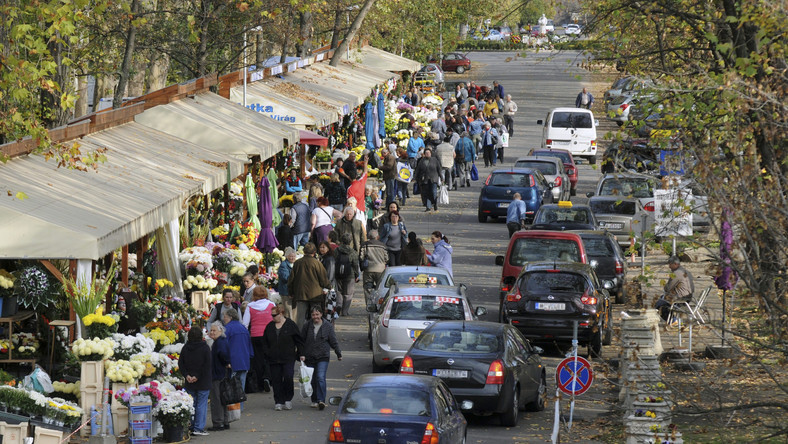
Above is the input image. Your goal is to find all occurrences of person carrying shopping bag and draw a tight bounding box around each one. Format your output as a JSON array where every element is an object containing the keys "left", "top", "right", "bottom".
[
  {"left": 300, "top": 306, "right": 342, "bottom": 411},
  {"left": 261, "top": 305, "right": 304, "bottom": 411}
]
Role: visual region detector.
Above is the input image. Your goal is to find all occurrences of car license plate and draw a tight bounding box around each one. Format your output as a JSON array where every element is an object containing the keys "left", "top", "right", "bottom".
[
  {"left": 552, "top": 140, "right": 570, "bottom": 146},
  {"left": 536, "top": 302, "right": 565, "bottom": 311},
  {"left": 498, "top": 202, "right": 509, "bottom": 208},
  {"left": 602, "top": 222, "right": 624, "bottom": 230},
  {"left": 409, "top": 329, "right": 423, "bottom": 339},
  {"left": 433, "top": 369, "right": 468, "bottom": 379}
]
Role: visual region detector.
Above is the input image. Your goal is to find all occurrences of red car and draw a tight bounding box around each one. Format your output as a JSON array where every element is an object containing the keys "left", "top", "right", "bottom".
[
  {"left": 428, "top": 52, "right": 472, "bottom": 74},
  {"left": 529, "top": 148, "right": 579, "bottom": 196}
]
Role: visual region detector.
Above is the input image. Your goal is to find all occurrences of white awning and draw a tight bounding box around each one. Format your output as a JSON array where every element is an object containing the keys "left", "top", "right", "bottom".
[
  {"left": 0, "top": 122, "right": 244, "bottom": 260},
  {"left": 135, "top": 92, "right": 299, "bottom": 160},
  {"left": 232, "top": 81, "right": 338, "bottom": 128},
  {"left": 342, "top": 45, "right": 422, "bottom": 73}
]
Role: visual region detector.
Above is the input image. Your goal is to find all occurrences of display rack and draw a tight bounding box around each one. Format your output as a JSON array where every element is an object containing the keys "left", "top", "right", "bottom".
[
  {"left": 0, "top": 311, "right": 36, "bottom": 364},
  {"left": 128, "top": 403, "right": 153, "bottom": 444}
]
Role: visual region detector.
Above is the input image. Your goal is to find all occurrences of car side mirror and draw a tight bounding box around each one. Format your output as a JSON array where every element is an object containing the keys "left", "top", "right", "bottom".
[
  {"left": 586, "top": 192, "right": 595, "bottom": 198},
  {"left": 536, "top": 119, "right": 543, "bottom": 125},
  {"left": 533, "top": 346, "right": 544, "bottom": 355},
  {"left": 366, "top": 304, "right": 378, "bottom": 313},
  {"left": 460, "top": 400, "right": 474, "bottom": 410},
  {"left": 475, "top": 306, "right": 488, "bottom": 317},
  {"left": 328, "top": 396, "right": 342, "bottom": 406},
  {"left": 495, "top": 255, "right": 504, "bottom": 266}
]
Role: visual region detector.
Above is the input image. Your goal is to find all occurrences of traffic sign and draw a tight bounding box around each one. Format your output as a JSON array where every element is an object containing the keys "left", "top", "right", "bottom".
[{"left": 555, "top": 356, "right": 593, "bottom": 396}]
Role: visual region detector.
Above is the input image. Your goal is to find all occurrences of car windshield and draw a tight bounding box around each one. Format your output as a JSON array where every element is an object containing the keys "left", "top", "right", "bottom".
[
  {"left": 514, "top": 161, "right": 556, "bottom": 175},
  {"left": 384, "top": 273, "right": 452, "bottom": 288},
  {"left": 582, "top": 238, "right": 615, "bottom": 256},
  {"left": 521, "top": 271, "right": 588, "bottom": 293},
  {"left": 535, "top": 208, "right": 592, "bottom": 224},
  {"left": 599, "top": 178, "right": 654, "bottom": 198},
  {"left": 590, "top": 199, "right": 637, "bottom": 215},
  {"left": 490, "top": 173, "right": 533, "bottom": 187},
  {"left": 342, "top": 387, "right": 430, "bottom": 416},
  {"left": 551, "top": 112, "right": 593, "bottom": 129},
  {"left": 415, "top": 330, "right": 502, "bottom": 353},
  {"left": 389, "top": 295, "right": 467, "bottom": 321},
  {"left": 510, "top": 238, "right": 581, "bottom": 266},
  {"left": 535, "top": 151, "right": 571, "bottom": 165}
]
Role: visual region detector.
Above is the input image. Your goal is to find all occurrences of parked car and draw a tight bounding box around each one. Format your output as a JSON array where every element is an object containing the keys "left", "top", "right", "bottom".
[
  {"left": 327, "top": 374, "right": 471, "bottom": 444},
  {"left": 483, "top": 29, "right": 504, "bottom": 41},
  {"left": 528, "top": 148, "right": 579, "bottom": 196},
  {"left": 514, "top": 156, "right": 571, "bottom": 201},
  {"left": 494, "top": 230, "right": 588, "bottom": 321},
  {"left": 497, "top": 26, "right": 513, "bottom": 38},
  {"left": 530, "top": 202, "right": 598, "bottom": 231},
  {"left": 477, "top": 168, "right": 554, "bottom": 223},
  {"left": 401, "top": 320, "right": 545, "bottom": 426},
  {"left": 537, "top": 108, "right": 599, "bottom": 165},
  {"left": 588, "top": 196, "right": 652, "bottom": 246},
  {"left": 369, "top": 284, "right": 486, "bottom": 372},
  {"left": 607, "top": 93, "right": 657, "bottom": 126},
  {"left": 587, "top": 173, "right": 658, "bottom": 215},
  {"left": 418, "top": 63, "right": 445, "bottom": 85},
  {"left": 600, "top": 139, "right": 661, "bottom": 175},
  {"left": 603, "top": 77, "right": 655, "bottom": 106},
  {"left": 564, "top": 24, "right": 582, "bottom": 35},
  {"left": 367, "top": 266, "right": 455, "bottom": 347},
  {"left": 501, "top": 262, "right": 613, "bottom": 357},
  {"left": 428, "top": 52, "right": 472, "bottom": 74},
  {"left": 576, "top": 230, "right": 628, "bottom": 303}
]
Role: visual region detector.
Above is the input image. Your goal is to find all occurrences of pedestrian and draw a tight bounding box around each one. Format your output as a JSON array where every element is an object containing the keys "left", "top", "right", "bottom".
[
  {"left": 454, "top": 131, "right": 475, "bottom": 188},
  {"left": 261, "top": 305, "right": 304, "bottom": 411},
  {"left": 241, "top": 272, "right": 256, "bottom": 303},
  {"left": 284, "top": 169, "right": 303, "bottom": 195},
  {"left": 300, "top": 306, "right": 342, "bottom": 411},
  {"left": 469, "top": 111, "right": 485, "bottom": 156},
  {"left": 363, "top": 185, "right": 378, "bottom": 232},
  {"left": 575, "top": 87, "right": 594, "bottom": 109},
  {"left": 494, "top": 118, "right": 508, "bottom": 164},
  {"left": 335, "top": 232, "right": 360, "bottom": 316},
  {"left": 276, "top": 214, "right": 294, "bottom": 250},
  {"left": 481, "top": 122, "right": 499, "bottom": 167},
  {"left": 503, "top": 94, "right": 518, "bottom": 136},
  {"left": 655, "top": 256, "right": 695, "bottom": 321},
  {"left": 360, "top": 229, "right": 388, "bottom": 304},
  {"left": 243, "top": 286, "right": 275, "bottom": 393},
  {"left": 342, "top": 151, "right": 358, "bottom": 188},
  {"left": 380, "top": 211, "right": 407, "bottom": 266},
  {"left": 180, "top": 328, "right": 211, "bottom": 436},
  {"left": 430, "top": 113, "right": 447, "bottom": 141},
  {"left": 401, "top": 231, "right": 429, "bottom": 266},
  {"left": 311, "top": 196, "right": 341, "bottom": 245},
  {"left": 317, "top": 241, "right": 339, "bottom": 319},
  {"left": 427, "top": 231, "right": 453, "bottom": 277},
  {"left": 334, "top": 205, "right": 366, "bottom": 256},
  {"left": 379, "top": 146, "right": 398, "bottom": 206},
  {"left": 506, "top": 193, "right": 528, "bottom": 238},
  {"left": 406, "top": 129, "right": 425, "bottom": 169},
  {"left": 207, "top": 322, "right": 231, "bottom": 432},
  {"left": 325, "top": 173, "right": 346, "bottom": 212},
  {"left": 207, "top": 288, "right": 242, "bottom": 326},
  {"left": 222, "top": 309, "right": 253, "bottom": 392},
  {"left": 483, "top": 96, "right": 499, "bottom": 117},
  {"left": 289, "top": 192, "right": 312, "bottom": 248},
  {"left": 414, "top": 148, "right": 442, "bottom": 212},
  {"left": 287, "top": 242, "right": 332, "bottom": 329},
  {"left": 307, "top": 184, "right": 323, "bottom": 212},
  {"left": 468, "top": 81, "right": 479, "bottom": 100},
  {"left": 434, "top": 135, "right": 455, "bottom": 191},
  {"left": 492, "top": 80, "right": 505, "bottom": 100}
]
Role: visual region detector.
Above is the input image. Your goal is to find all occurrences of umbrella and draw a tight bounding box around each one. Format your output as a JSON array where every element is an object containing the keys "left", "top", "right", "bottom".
[
  {"left": 255, "top": 176, "right": 279, "bottom": 253},
  {"left": 267, "top": 167, "right": 281, "bottom": 228},
  {"left": 377, "top": 91, "right": 386, "bottom": 140},
  {"left": 245, "top": 174, "right": 260, "bottom": 231},
  {"left": 713, "top": 212, "right": 738, "bottom": 345},
  {"left": 365, "top": 100, "right": 376, "bottom": 150}
]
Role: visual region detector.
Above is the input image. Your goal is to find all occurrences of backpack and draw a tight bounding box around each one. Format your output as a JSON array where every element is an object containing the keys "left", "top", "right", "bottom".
[{"left": 335, "top": 250, "right": 353, "bottom": 280}]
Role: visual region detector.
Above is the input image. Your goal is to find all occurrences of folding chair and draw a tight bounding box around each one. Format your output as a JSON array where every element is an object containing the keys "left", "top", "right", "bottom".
[{"left": 668, "top": 286, "right": 713, "bottom": 327}]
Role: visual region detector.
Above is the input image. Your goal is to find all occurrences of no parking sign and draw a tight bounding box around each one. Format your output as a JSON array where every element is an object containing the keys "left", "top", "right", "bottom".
[{"left": 555, "top": 356, "right": 594, "bottom": 396}]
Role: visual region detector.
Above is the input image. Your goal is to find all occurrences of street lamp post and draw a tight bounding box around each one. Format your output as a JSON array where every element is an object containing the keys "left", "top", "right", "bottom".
[{"left": 243, "top": 26, "right": 264, "bottom": 108}]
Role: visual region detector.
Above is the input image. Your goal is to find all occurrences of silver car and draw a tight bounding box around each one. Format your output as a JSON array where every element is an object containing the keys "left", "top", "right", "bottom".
[
  {"left": 369, "top": 284, "right": 486, "bottom": 372},
  {"left": 589, "top": 196, "right": 652, "bottom": 246},
  {"left": 514, "top": 156, "right": 571, "bottom": 201}
]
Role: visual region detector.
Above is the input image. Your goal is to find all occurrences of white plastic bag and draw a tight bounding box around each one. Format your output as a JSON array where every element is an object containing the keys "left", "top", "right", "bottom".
[
  {"left": 23, "top": 366, "right": 54, "bottom": 394},
  {"left": 500, "top": 132, "right": 509, "bottom": 148},
  {"left": 299, "top": 361, "right": 314, "bottom": 398},
  {"left": 438, "top": 184, "right": 450, "bottom": 205}
]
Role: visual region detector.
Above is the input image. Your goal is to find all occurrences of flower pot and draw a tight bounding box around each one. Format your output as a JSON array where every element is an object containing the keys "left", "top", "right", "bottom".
[
  {"left": 2, "top": 296, "right": 18, "bottom": 317},
  {"left": 162, "top": 425, "right": 184, "bottom": 443}
]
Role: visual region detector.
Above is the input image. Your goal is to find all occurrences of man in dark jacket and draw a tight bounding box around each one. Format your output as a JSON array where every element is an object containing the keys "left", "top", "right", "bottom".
[
  {"left": 454, "top": 131, "right": 475, "bottom": 188},
  {"left": 289, "top": 192, "right": 311, "bottom": 247},
  {"left": 361, "top": 229, "right": 388, "bottom": 305},
  {"left": 414, "top": 148, "right": 443, "bottom": 212},
  {"left": 334, "top": 207, "right": 366, "bottom": 256},
  {"left": 180, "top": 328, "right": 211, "bottom": 435},
  {"left": 335, "top": 233, "right": 360, "bottom": 317},
  {"left": 379, "top": 146, "right": 398, "bottom": 206},
  {"left": 207, "top": 321, "right": 231, "bottom": 431},
  {"left": 288, "top": 242, "right": 332, "bottom": 329}
]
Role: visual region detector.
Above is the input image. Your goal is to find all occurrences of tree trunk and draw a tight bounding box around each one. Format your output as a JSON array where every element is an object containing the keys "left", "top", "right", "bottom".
[
  {"left": 114, "top": 0, "right": 141, "bottom": 109},
  {"left": 280, "top": 6, "right": 294, "bottom": 64},
  {"left": 255, "top": 31, "right": 264, "bottom": 68},
  {"left": 330, "top": 0, "right": 376, "bottom": 66},
  {"left": 329, "top": 0, "right": 343, "bottom": 49},
  {"left": 74, "top": 75, "right": 89, "bottom": 118},
  {"left": 127, "top": 55, "right": 147, "bottom": 97},
  {"left": 147, "top": 52, "right": 170, "bottom": 93},
  {"left": 296, "top": 11, "right": 313, "bottom": 58}
]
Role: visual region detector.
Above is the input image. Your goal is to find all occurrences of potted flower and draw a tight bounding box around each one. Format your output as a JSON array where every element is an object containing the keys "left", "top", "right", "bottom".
[
  {"left": 114, "top": 381, "right": 164, "bottom": 409},
  {"left": 153, "top": 390, "right": 194, "bottom": 443},
  {"left": 0, "top": 339, "right": 13, "bottom": 359},
  {"left": 83, "top": 308, "right": 119, "bottom": 339},
  {"left": 72, "top": 338, "right": 115, "bottom": 362},
  {"left": 63, "top": 262, "right": 117, "bottom": 338},
  {"left": 315, "top": 150, "right": 332, "bottom": 171},
  {"left": 111, "top": 334, "right": 156, "bottom": 361}
]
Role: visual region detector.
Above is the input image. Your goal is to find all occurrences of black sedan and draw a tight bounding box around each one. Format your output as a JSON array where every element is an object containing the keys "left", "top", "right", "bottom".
[
  {"left": 400, "top": 320, "right": 545, "bottom": 427},
  {"left": 576, "top": 230, "right": 628, "bottom": 304},
  {"left": 502, "top": 262, "right": 612, "bottom": 357},
  {"left": 327, "top": 374, "right": 470, "bottom": 444}
]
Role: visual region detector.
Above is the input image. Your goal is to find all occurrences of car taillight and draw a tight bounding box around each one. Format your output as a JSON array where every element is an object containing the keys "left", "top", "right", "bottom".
[
  {"left": 591, "top": 140, "right": 597, "bottom": 147},
  {"left": 554, "top": 177, "right": 562, "bottom": 187},
  {"left": 485, "top": 175, "right": 492, "bottom": 186},
  {"left": 506, "top": 286, "right": 522, "bottom": 302},
  {"left": 381, "top": 301, "right": 391, "bottom": 327},
  {"left": 400, "top": 356, "right": 414, "bottom": 374},
  {"left": 328, "top": 419, "right": 344, "bottom": 442},
  {"left": 615, "top": 260, "right": 623, "bottom": 274},
  {"left": 486, "top": 360, "right": 505, "bottom": 384},
  {"left": 500, "top": 279, "right": 513, "bottom": 293},
  {"left": 581, "top": 291, "right": 598, "bottom": 305},
  {"left": 546, "top": 138, "right": 553, "bottom": 145},
  {"left": 620, "top": 104, "right": 629, "bottom": 111},
  {"left": 644, "top": 201, "right": 655, "bottom": 212},
  {"left": 420, "top": 422, "right": 439, "bottom": 444},
  {"left": 530, "top": 175, "right": 535, "bottom": 187}
]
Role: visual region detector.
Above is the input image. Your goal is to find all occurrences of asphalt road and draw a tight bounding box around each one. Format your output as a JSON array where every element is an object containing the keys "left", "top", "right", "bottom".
[{"left": 188, "top": 50, "right": 616, "bottom": 444}]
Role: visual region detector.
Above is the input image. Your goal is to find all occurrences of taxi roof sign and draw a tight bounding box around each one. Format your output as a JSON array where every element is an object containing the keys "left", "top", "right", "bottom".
[{"left": 557, "top": 200, "right": 573, "bottom": 208}]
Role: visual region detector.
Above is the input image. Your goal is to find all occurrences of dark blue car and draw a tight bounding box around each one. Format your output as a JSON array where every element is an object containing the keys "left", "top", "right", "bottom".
[
  {"left": 327, "top": 374, "right": 470, "bottom": 444},
  {"left": 478, "top": 168, "right": 554, "bottom": 223}
]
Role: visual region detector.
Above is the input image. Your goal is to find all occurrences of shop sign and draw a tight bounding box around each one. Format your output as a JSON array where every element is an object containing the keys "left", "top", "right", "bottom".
[{"left": 245, "top": 103, "right": 297, "bottom": 123}]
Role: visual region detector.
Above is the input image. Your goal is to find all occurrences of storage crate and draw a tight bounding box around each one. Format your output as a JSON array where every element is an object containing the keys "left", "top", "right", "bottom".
[
  {"left": 80, "top": 388, "right": 103, "bottom": 412},
  {"left": 80, "top": 360, "right": 104, "bottom": 386},
  {"left": 191, "top": 290, "right": 209, "bottom": 312},
  {"left": 130, "top": 438, "right": 153, "bottom": 444},
  {"left": 0, "top": 421, "right": 29, "bottom": 444},
  {"left": 112, "top": 407, "right": 129, "bottom": 436},
  {"left": 33, "top": 425, "right": 64, "bottom": 444}
]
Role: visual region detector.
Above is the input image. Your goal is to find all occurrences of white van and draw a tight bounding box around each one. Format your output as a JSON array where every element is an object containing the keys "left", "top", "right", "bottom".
[{"left": 537, "top": 107, "right": 599, "bottom": 164}]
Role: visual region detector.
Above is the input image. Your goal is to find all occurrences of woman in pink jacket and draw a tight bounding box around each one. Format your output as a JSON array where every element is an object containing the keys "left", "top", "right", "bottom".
[{"left": 243, "top": 286, "right": 276, "bottom": 392}]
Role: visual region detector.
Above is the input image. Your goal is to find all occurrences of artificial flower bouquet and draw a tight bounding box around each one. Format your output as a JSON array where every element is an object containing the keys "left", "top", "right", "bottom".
[
  {"left": 114, "top": 381, "right": 165, "bottom": 408},
  {"left": 153, "top": 389, "right": 194, "bottom": 428},
  {"left": 179, "top": 247, "right": 214, "bottom": 275},
  {"left": 105, "top": 360, "right": 145, "bottom": 383},
  {"left": 111, "top": 333, "right": 156, "bottom": 361},
  {"left": 11, "top": 333, "right": 38, "bottom": 358},
  {"left": 82, "top": 307, "right": 119, "bottom": 339},
  {"left": 72, "top": 337, "right": 115, "bottom": 361}
]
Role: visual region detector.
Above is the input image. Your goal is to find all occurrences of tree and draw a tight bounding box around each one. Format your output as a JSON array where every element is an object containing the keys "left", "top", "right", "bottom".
[{"left": 330, "top": 0, "right": 376, "bottom": 66}]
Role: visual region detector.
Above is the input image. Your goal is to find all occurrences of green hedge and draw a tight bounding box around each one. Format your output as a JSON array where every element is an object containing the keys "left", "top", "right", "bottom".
[{"left": 456, "top": 38, "right": 602, "bottom": 52}]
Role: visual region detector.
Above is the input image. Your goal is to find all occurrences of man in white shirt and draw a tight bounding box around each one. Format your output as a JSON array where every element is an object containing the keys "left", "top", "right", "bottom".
[{"left": 503, "top": 94, "right": 518, "bottom": 136}]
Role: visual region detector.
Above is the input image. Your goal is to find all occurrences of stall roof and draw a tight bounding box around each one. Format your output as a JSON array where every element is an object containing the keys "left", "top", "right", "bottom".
[
  {"left": 0, "top": 122, "right": 244, "bottom": 260},
  {"left": 299, "top": 129, "right": 328, "bottom": 147},
  {"left": 342, "top": 45, "right": 422, "bottom": 73},
  {"left": 134, "top": 92, "right": 299, "bottom": 160},
  {"left": 232, "top": 80, "right": 339, "bottom": 128}
]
